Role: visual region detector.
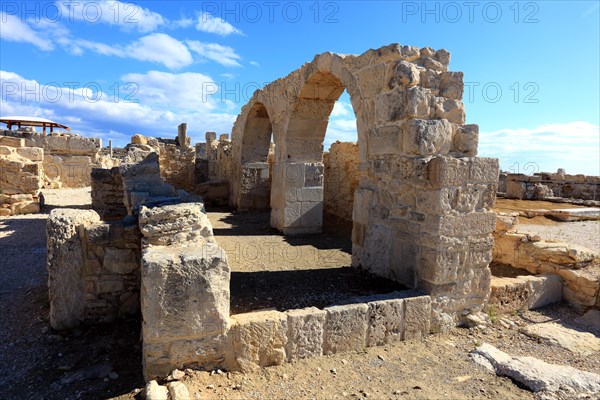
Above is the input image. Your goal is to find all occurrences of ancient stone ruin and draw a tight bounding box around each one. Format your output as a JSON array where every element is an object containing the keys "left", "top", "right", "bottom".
[
  {"left": 42, "top": 44, "right": 504, "bottom": 381},
  {"left": 500, "top": 170, "right": 600, "bottom": 201}
]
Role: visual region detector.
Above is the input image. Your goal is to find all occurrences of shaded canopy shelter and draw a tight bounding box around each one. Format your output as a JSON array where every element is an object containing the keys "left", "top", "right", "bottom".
[{"left": 0, "top": 116, "right": 70, "bottom": 133}]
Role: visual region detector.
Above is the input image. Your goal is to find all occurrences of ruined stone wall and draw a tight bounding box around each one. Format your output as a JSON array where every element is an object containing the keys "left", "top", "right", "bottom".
[
  {"left": 323, "top": 142, "right": 359, "bottom": 220},
  {"left": 91, "top": 167, "right": 127, "bottom": 221},
  {"left": 129, "top": 134, "right": 195, "bottom": 193},
  {"left": 0, "top": 136, "right": 43, "bottom": 216},
  {"left": 1, "top": 129, "right": 104, "bottom": 188},
  {"left": 228, "top": 44, "right": 500, "bottom": 330},
  {"left": 503, "top": 172, "right": 600, "bottom": 200},
  {"left": 493, "top": 213, "right": 599, "bottom": 311},
  {"left": 47, "top": 209, "right": 142, "bottom": 329}
]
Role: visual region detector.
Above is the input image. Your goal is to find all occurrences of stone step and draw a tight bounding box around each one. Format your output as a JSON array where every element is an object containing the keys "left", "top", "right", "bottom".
[{"left": 489, "top": 274, "right": 563, "bottom": 313}]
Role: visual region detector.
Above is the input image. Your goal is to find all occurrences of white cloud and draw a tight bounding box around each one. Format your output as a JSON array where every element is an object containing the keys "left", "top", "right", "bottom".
[
  {"left": 121, "top": 70, "right": 218, "bottom": 112},
  {"left": 195, "top": 12, "right": 242, "bottom": 36},
  {"left": 56, "top": 0, "right": 164, "bottom": 33},
  {"left": 331, "top": 101, "right": 352, "bottom": 117},
  {"left": 479, "top": 121, "right": 600, "bottom": 176},
  {"left": 126, "top": 34, "right": 192, "bottom": 69},
  {"left": 0, "top": 12, "right": 54, "bottom": 50},
  {"left": 249, "top": 61, "right": 260, "bottom": 67},
  {"left": 186, "top": 40, "right": 242, "bottom": 67},
  {"left": 66, "top": 33, "right": 193, "bottom": 69}
]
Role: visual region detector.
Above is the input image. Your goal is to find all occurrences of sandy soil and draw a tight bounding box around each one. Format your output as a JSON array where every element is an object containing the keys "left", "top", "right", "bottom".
[{"left": 1, "top": 190, "right": 598, "bottom": 400}]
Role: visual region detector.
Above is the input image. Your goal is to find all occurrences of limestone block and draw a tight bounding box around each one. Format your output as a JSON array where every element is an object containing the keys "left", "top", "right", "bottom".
[
  {"left": 0, "top": 136, "right": 24, "bottom": 147},
  {"left": 403, "top": 295, "right": 431, "bottom": 339},
  {"left": 47, "top": 209, "right": 101, "bottom": 330},
  {"left": 138, "top": 203, "right": 214, "bottom": 245},
  {"left": 437, "top": 212, "right": 496, "bottom": 237},
  {"left": 435, "top": 49, "right": 451, "bottom": 67},
  {"left": 228, "top": 310, "right": 288, "bottom": 372},
  {"left": 431, "top": 97, "right": 465, "bottom": 124},
  {"left": 368, "top": 125, "right": 402, "bottom": 156},
  {"left": 286, "top": 307, "right": 326, "bottom": 362},
  {"left": 403, "top": 119, "right": 452, "bottom": 156},
  {"left": 427, "top": 157, "right": 499, "bottom": 186},
  {"left": 366, "top": 297, "right": 404, "bottom": 346},
  {"left": 388, "top": 60, "right": 420, "bottom": 88},
  {"left": 102, "top": 248, "right": 138, "bottom": 274},
  {"left": 0, "top": 145, "right": 12, "bottom": 155},
  {"left": 16, "top": 146, "right": 44, "bottom": 161},
  {"left": 141, "top": 243, "right": 230, "bottom": 342},
  {"left": 506, "top": 180, "right": 525, "bottom": 199},
  {"left": 11, "top": 200, "right": 40, "bottom": 215},
  {"left": 420, "top": 69, "right": 440, "bottom": 94},
  {"left": 439, "top": 71, "right": 464, "bottom": 100},
  {"left": 323, "top": 303, "right": 368, "bottom": 354},
  {"left": 356, "top": 63, "right": 386, "bottom": 99},
  {"left": 453, "top": 124, "right": 478, "bottom": 156},
  {"left": 132, "top": 134, "right": 148, "bottom": 145},
  {"left": 403, "top": 86, "right": 432, "bottom": 119},
  {"left": 421, "top": 57, "right": 445, "bottom": 72},
  {"left": 142, "top": 243, "right": 230, "bottom": 378}
]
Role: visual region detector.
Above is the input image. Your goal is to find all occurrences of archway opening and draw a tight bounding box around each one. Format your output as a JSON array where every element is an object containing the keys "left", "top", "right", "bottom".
[{"left": 238, "top": 102, "right": 274, "bottom": 211}]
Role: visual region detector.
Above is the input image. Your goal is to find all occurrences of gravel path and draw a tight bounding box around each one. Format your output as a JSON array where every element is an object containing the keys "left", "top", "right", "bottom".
[{"left": 517, "top": 220, "right": 600, "bottom": 253}]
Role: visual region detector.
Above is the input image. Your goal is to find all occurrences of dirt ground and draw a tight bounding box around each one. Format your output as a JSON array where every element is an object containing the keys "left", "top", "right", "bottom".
[{"left": 0, "top": 189, "right": 598, "bottom": 400}]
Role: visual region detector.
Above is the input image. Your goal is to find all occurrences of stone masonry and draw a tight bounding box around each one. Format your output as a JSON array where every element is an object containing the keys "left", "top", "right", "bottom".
[
  {"left": 230, "top": 43, "right": 499, "bottom": 330},
  {"left": 502, "top": 171, "right": 600, "bottom": 201},
  {"left": 324, "top": 141, "right": 360, "bottom": 220},
  {"left": 0, "top": 136, "right": 44, "bottom": 216}
]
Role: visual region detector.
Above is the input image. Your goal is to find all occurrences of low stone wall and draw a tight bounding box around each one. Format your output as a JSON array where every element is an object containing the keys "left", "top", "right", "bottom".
[
  {"left": 493, "top": 213, "right": 600, "bottom": 310},
  {"left": 226, "top": 292, "right": 431, "bottom": 373},
  {"left": 503, "top": 172, "right": 600, "bottom": 200},
  {"left": 0, "top": 136, "right": 43, "bottom": 216},
  {"left": 91, "top": 167, "right": 127, "bottom": 221},
  {"left": 47, "top": 209, "right": 142, "bottom": 329},
  {"left": 324, "top": 142, "right": 359, "bottom": 220}
]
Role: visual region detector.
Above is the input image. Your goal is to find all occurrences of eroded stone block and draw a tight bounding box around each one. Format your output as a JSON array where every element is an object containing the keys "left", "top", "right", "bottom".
[
  {"left": 323, "top": 303, "right": 368, "bottom": 354},
  {"left": 228, "top": 310, "right": 288, "bottom": 372},
  {"left": 403, "top": 295, "right": 431, "bottom": 340},
  {"left": 366, "top": 297, "right": 404, "bottom": 346},
  {"left": 286, "top": 307, "right": 326, "bottom": 362}
]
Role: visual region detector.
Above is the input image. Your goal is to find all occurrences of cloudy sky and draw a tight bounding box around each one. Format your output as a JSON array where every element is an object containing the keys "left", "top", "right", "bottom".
[{"left": 1, "top": 1, "right": 598, "bottom": 174}]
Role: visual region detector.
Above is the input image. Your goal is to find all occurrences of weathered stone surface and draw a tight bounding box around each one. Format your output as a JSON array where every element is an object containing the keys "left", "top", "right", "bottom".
[
  {"left": 388, "top": 60, "right": 420, "bottom": 88},
  {"left": 520, "top": 322, "right": 600, "bottom": 355},
  {"left": 47, "top": 209, "right": 101, "bottom": 329},
  {"left": 403, "top": 119, "right": 453, "bottom": 156},
  {"left": 286, "top": 307, "right": 326, "bottom": 362},
  {"left": 403, "top": 295, "right": 431, "bottom": 340},
  {"left": 489, "top": 274, "right": 562, "bottom": 313},
  {"left": 141, "top": 243, "right": 230, "bottom": 379},
  {"left": 228, "top": 310, "right": 288, "bottom": 372},
  {"left": 323, "top": 303, "right": 368, "bottom": 354},
  {"left": 366, "top": 297, "right": 404, "bottom": 346},
  {"left": 139, "top": 202, "right": 214, "bottom": 245},
  {"left": 472, "top": 343, "right": 600, "bottom": 394}
]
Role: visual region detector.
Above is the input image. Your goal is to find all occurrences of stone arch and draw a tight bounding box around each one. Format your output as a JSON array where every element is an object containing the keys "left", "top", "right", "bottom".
[
  {"left": 231, "top": 100, "right": 277, "bottom": 211},
  {"left": 230, "top": 44, "right": 499, "bottom": 329},
  {"left": 269, "top": 68, "right": 364, "bottom": 234}
]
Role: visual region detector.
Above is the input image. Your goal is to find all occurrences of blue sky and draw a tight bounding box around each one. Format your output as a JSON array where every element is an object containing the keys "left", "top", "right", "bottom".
[{"left": 1, "top": 1, "right": 599, "bottom": 175}]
